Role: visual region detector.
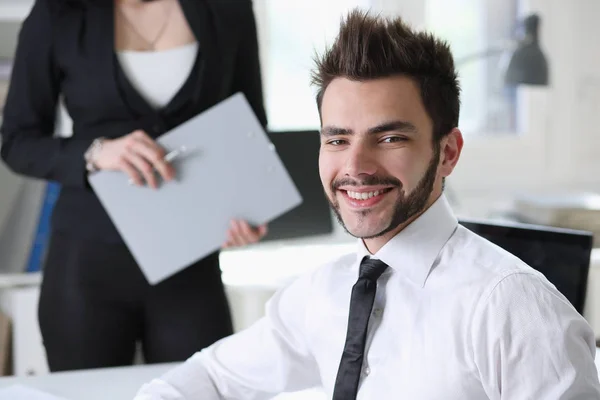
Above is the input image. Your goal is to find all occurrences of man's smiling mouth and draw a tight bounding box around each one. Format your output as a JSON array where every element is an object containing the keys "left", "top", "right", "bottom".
[{"left": 345, "top": 188, "right": 393, "bottom": 200}]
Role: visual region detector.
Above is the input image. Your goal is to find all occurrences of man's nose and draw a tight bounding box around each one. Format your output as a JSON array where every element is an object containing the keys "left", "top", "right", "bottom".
[{"left": 344, "top": 143, "right": 377, "bottom": 177}]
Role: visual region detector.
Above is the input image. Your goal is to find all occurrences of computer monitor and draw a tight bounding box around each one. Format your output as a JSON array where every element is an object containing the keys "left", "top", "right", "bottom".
[
  {"left": 460, "top": 219, "right": 594, "bottom": 314},
  {"left": 261, "top": 130, "right": 333, "bottom": 241}
]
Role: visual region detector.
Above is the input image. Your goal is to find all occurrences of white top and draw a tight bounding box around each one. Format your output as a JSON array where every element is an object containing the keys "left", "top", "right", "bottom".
[
  {"left": 116, "top": 42, "right": 198, "bottom": 109},
  {"left": 134, "top": 195, "right": 600, "bottom": 400}
]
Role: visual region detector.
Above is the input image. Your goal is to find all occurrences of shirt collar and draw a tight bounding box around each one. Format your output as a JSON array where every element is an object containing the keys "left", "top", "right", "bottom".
[{"left": 355, "top": 194, "right": 458, "bottom": 287}]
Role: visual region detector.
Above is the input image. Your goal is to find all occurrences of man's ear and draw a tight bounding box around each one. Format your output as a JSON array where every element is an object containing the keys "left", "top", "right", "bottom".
[{"left": 439, "top": 128, "right": 463, "bottom": 178}]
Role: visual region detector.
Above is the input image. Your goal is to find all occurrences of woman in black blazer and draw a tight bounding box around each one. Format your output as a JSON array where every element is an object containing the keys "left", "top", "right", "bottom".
[{"left": 0, "top": 0, "right": 268, "bottom": 371}]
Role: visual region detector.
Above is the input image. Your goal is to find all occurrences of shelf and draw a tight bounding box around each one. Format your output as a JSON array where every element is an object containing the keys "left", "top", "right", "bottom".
[{"left": 0, "top": 0, "right": 34, "bottom": 22}]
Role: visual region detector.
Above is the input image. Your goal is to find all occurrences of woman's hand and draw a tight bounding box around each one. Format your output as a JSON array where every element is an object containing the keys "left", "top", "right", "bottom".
[
  {"left": 222, "top": 220, "right": 268, "bottom": 249},
  {"left": 93, "top": 130, "right": 175, "bottom": 189}
]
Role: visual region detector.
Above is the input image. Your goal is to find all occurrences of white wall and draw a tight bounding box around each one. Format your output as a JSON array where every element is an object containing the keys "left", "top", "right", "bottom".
[
  {"left": 0, "top": 178, "right": 45, "bottom": 274},
  {"left": 424, "top": 0, "right": 600, "bottom": 216},
  {"left": 0, "top": 16, "right": 25, "bottom": 240},
  {"left": 0, "top": 8, "right": 41, "bottom": 274},
  {"left": 0, "top": 21, "right": 19, "bottom": 58},
  {"left": 448, "top": 0, "right": 600, "bottom": 217}
]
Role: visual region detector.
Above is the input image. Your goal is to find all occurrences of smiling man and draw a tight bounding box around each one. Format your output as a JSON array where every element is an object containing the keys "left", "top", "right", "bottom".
[
  {"left": 134, "top": 9, "right": 600, "bottom": 400},
  {"left": 318, "top": 76, "right": 449, "bottom": 253}
]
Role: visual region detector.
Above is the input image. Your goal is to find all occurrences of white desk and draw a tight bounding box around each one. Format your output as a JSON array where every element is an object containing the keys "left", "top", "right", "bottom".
[
  {"left": 0, "top": 350, "right": 599, "bottom": 400},
  {"left": 0, "top": 362, "right": 175, "bottom": 400},
  {"left": 0, "top": 362, "right": 327, "bottom": 400}
]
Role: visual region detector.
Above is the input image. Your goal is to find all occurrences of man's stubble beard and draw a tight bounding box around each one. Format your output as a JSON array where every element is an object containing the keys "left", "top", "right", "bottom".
[{"left": 327, "top": 142, "right": 441, "bottom": 239}]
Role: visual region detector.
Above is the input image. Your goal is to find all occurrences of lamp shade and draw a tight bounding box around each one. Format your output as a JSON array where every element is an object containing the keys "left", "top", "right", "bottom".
[{"left": 505, "top": 14, "right": 549, "bottom": 86}]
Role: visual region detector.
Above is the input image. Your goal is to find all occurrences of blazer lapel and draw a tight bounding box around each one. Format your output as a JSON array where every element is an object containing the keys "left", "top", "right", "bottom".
[
  {"left": 79, "top": 1, "right": 145, "bottom": 119},
  {"left": 92, "top": 1, "right": 154, "bottom": 118},
  {"left": 177, "top": 0, "right": 223, "bottom": 111}
]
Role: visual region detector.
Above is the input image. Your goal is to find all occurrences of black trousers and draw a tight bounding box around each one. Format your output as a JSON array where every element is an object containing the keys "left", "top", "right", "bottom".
[{"left": 38, "top": 230, "right": 233, "bottom": 372}]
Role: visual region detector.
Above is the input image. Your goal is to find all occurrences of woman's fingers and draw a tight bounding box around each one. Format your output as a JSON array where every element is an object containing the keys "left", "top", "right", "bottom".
[
  {"left": 125, "top": 150, "right": 158, "bottom": 188},
  {"left": 132, "top": 139, "right": 175, "bottom": 182},
  {"left": 119, "top": 158, "right": 143, "bottom": 187},
  {"left": 222, "top": 220, "right": 269, "bottom": 249}
]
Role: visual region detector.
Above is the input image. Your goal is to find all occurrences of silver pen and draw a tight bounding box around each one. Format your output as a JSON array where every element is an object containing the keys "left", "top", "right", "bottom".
[{"left": 163, "top": 145, "right": 189, "bottom": 163}]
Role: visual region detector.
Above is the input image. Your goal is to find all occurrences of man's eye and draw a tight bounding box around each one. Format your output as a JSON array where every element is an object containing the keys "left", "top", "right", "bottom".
[
  {"left": 327, "top": 139, "right": 347, "bottom": 146},
  {"left": 382, "top": 136, "right": 407, "bottom": 143}
]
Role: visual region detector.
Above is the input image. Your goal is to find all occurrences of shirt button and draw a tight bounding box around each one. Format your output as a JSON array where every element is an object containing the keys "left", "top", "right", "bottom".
[
  {"left": 363, "top": 366, "right": 371, "bottom": 376},
  {"left": 372, "top": 308, "right": 382, "bottom": 318}
]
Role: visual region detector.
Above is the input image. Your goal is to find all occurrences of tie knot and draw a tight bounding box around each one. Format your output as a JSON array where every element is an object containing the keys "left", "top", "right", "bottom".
[{"left": 359, "top": 257, "right": 388, "bottom": 281}]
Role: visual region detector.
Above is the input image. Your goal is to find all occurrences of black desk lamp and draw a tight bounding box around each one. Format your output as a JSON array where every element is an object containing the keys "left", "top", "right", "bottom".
[{"left": 504, "top": 14, "right": 549, "bottom": 86}]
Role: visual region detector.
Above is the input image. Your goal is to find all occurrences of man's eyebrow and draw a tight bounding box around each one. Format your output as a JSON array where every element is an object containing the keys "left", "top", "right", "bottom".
[
  {"left": 320, "top": 121, "right": 418, "bottom": 137},
  {"left": 320, "top": 126, "right": 353, "bottom": 137},
  {"left": 367, "top": 120, "right": 418, "bottom": 134}
]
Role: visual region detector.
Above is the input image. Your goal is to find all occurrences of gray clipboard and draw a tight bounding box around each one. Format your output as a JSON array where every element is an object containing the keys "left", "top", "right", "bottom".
[{"left": 88, "top": 93, "right": 302, "bottom": 284}]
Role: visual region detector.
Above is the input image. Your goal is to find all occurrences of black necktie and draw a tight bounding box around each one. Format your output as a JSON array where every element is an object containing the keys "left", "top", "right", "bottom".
[{"left": 332, "top": 257, "right": 388, "bottom": 400}]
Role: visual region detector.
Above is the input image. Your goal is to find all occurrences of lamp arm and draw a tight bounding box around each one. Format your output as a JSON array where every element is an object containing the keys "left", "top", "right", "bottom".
[{"left": 455, "top": 42, "right": 513, "bottom": 66}]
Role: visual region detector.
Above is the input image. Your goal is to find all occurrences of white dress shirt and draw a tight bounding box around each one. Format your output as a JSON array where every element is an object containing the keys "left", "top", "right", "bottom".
[{"left": 134, "top": 195, "right": 600, "bottom": 400}]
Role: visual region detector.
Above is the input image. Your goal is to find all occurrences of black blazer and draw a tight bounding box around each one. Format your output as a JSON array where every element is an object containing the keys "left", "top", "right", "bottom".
[{"left": 0, "top": 0, "right": 267, "bottom": 242}]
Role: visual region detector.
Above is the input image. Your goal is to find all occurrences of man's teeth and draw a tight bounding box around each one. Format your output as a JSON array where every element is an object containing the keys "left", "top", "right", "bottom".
[{"left": 347, "top": 190, "right": 383, "bottom": 200}]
